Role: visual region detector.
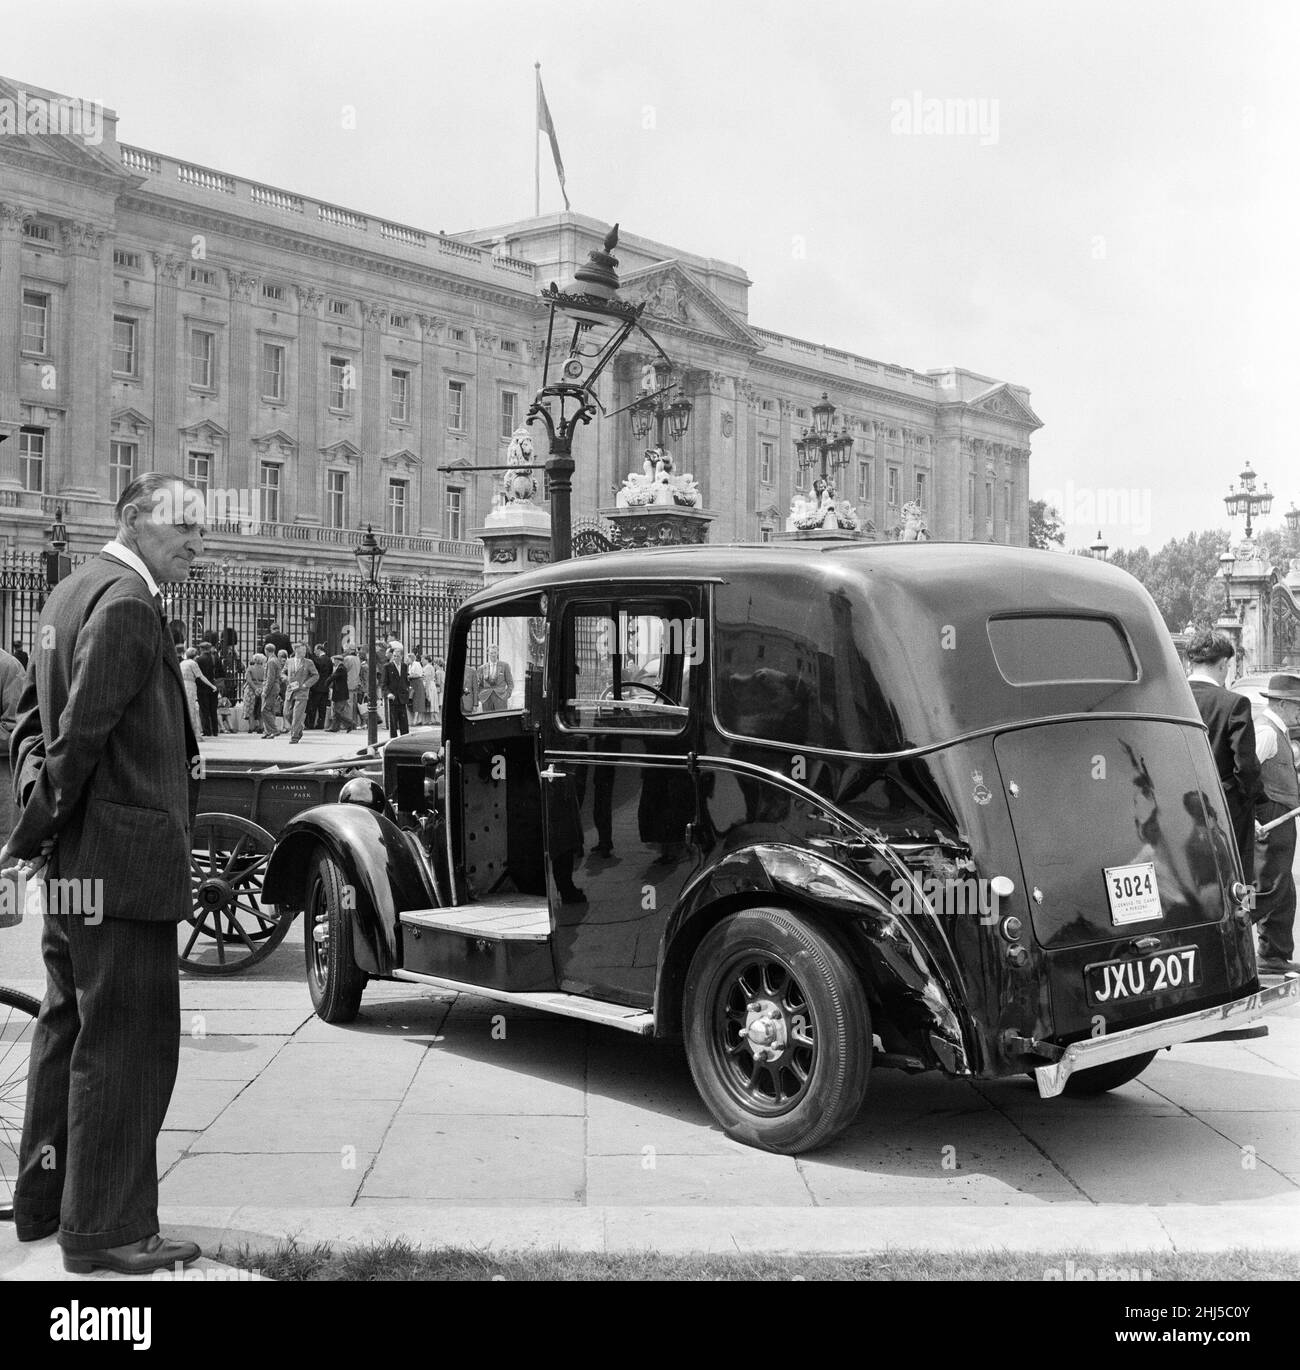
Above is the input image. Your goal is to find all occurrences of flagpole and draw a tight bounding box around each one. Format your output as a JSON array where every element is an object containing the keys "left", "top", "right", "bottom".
[{"left": 534, "top": 61, "right": 541, "bottom": 217}]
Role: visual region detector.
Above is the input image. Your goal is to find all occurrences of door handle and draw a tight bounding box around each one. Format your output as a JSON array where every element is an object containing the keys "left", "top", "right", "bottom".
[{"left": 539, "top": 765, "right": 567, "bottom": 782}]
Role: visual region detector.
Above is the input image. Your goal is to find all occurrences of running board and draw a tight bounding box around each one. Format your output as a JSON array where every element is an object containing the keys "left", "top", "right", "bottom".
[{"left": 390, "top": 969, "right": 656, "bottom": 1035}]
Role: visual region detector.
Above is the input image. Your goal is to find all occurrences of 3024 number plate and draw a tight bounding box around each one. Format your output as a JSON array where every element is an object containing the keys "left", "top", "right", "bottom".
[
  {"left": 1104, "top": 861, "right": 1162, "bottom": 925},
  {"left": 1087, "top": 946, "right": 1199, "bottom": 1004}
]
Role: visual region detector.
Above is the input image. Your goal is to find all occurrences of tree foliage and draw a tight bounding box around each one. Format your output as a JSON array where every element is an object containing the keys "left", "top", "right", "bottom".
[
  {"left": 1028, "top": 499, "right": 1065, "bottom": 550},
  {"left": 1107, "top": 530, "right": 1233, "bottom": 631}
]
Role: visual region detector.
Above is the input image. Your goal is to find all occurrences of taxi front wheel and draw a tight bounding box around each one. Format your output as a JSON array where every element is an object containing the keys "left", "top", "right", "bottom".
[
  {"left": 683, "top": 908, "right": 872, "bottom": 1154},
  {"left": 304, "top": 846, "right": 368, "bottom": 1023}
]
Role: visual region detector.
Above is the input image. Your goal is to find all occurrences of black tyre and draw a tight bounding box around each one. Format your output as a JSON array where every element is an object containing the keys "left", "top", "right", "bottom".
[
  {"left": 1061, "top": 1050, "right": 1157, "bottom": 1097},
  {"left": 0, "top": 987, "right": 40, "bottom": 1219},
  {"left": 683, "top": 908, "right": 871, "bottom": 1154},
  {"left": 304, "top": 847, "right": 367, "bottom": 1023}
]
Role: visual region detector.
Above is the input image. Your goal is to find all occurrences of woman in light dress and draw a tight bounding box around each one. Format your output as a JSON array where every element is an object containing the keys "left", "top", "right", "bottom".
[
  {"left": 410, "top": 652, "right": 428, "bottom": 725},
  {"left": 180, "top": 646, "right": 215, "bottom": 740}
]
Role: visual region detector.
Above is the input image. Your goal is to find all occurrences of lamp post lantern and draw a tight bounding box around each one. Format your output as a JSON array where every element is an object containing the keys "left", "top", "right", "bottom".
[
  {"left": 1088, "top": 529, "right": 1109, "bottom": 561},
  {"left": 353, "top": 524, "right": 385, "bottom": 747},
  {"left": 1223, "top": 461, "right": 1273, "bottom": 541},
  {"left": 1284, "top": 501, "right": 1299, "bottom": 550},
  {"left": 629, "top": 358, "right": 692, "bottom": 463},
  {"left": 1219, "top": 548, "right": 1237, "bottom": 620},
  {"left": 794, "top": 393, "right": 854, "bottom": 487},
  {"left": 527, "top": 223, "right": 674, "bottom": 561}
]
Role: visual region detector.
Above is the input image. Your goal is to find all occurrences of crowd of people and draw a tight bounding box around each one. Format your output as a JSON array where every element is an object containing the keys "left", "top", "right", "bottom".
[{"left": 167, "top": 623, "right": 448, "bottom": 742}]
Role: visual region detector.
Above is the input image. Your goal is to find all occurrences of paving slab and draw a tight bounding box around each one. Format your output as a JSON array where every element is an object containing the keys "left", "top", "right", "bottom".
[
  {"left": 1195, "top": 1111, "right": 1300, "bottom": 1173},
  {"left": 162, "top": 1076, "right": 248, "bottom": 1131},
  {"left": 160, "top": 1152, "right": 372, "bottom": 1207},
  {"left": 400, "top": 1045, "right": 587, "bottom": 1116},
  {"left": 289, "top": 996, "right": 450, "bottom": 1044},
  {"left": 1008, "top": 1113, "right": 1298, "bottom": 1204},
  {"left": 361, "top": 1114, "right": 586, "bottom": 1202},
  {"left": 176, "top": 1034, "right": 285, "bottom": 1081},
  {"left": 1139, "top": 1054, "right": 1300, "bottom": 1112},
  {"left": 586, "top": 1087, "right": 735, "bottom": 1156},
  {"left": 157, "top": 1130, "right": 201, "bottom": 1177},
  {"left": 179, "top": 1009, "right": 314, "bottom": 1036},
  {"left": 586, "top": 1151, "right": 812, "bottom": 1206},
  {"left": 190, "top": 1082, "right": 399, "bottom": 1154},
  {"left": 253, "top": 1041, "right": 428, "bottom": 1102}
]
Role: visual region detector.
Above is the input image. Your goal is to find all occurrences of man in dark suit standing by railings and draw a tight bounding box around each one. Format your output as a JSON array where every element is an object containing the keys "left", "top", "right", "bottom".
[
  {"left": 1, "top": 472, "right": 204, "bottom": 1275},
  {"left": 1186, "top": 629, "right": 1262, "bottom": 884},
  {"left": 1253, "top": 673, "right": 1300, "bottom": 975}
]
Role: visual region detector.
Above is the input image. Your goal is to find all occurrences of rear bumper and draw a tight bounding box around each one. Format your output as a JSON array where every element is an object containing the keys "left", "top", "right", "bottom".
[{"left": 1033, "top": 975, "right": 1300, "bottom": 1098}]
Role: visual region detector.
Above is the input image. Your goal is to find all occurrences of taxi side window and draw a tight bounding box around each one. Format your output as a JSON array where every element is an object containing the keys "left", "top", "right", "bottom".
[
  {"left": 558, "top": 601, "right": 696, "bottom": 734},
  {"left": 458, "top": 605, "right": 547, "bottom": 718}
]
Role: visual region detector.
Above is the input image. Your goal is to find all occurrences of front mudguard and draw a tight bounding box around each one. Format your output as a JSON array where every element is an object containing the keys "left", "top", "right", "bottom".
[
  {"left": 262, "top": 804, "right": 436, "bottom": 977},
  {"left": 664, "top": 843, "right": 973, "bottom": 1074}
]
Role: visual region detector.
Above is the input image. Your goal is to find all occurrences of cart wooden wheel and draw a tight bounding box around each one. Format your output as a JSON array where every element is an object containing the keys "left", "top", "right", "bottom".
[{"left": 181, "top": 813, "right": 291, "bottom": 975}]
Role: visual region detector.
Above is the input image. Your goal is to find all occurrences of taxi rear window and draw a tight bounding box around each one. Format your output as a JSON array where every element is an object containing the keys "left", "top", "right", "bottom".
[{"left": 987, "top": 615, "right": 1137, "bottom": 685}]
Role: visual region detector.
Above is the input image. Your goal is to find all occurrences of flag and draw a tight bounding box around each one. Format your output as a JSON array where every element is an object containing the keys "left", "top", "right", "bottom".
[{"left": 536, "top": 70, "right": 570, "bottom": 211}]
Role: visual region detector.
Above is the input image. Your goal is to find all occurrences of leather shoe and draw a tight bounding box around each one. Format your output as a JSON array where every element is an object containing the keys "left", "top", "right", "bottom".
[
  {"left": 1257, "top": 957, "right": 1300, "bottom": 976},
  {"left": 63, "top": 1233, "right": 201, "bottom": 1275}
]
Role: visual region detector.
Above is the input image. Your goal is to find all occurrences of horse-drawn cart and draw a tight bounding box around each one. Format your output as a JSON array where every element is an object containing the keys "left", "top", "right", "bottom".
[{"left": 183, "top": 753, "right": 383, "bottom": 975}]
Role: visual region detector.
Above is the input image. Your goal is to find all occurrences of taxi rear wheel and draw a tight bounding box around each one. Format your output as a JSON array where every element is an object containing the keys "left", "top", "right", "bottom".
[
  {"left": 683, "top": 907, "right": 871, "bottom": 1154},
  {"left": 1060, "top": 1050, "right": 1157, "bottom": 1096},
  {"left": 304, "top": 846, "right": 367, "bottom": 1023}
]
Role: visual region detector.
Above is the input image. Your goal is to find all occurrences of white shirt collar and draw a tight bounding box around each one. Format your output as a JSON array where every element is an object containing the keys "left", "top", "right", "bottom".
[{"left": 101, "top": 540, "right": 160, "bottom": 599}]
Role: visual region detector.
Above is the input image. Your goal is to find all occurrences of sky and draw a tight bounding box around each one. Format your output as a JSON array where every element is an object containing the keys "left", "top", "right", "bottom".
[{"left": 5, "top": 0, "right": 1297, "bottom": 551}]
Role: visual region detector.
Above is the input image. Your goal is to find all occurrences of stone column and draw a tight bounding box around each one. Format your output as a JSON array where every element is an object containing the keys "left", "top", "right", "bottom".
[
  {"left": 151, "top": 253, "right": 184, "bottom": 471},
  {"left": 227, "top": 271, "right": 258, "bottom": 497},
  {"left": 417, "top": 314, "right": 444, "bottom": 536},
  {"left": 60, "top": 221, "right": 110, "bottom": 496},
  {"left": 294, "top": 285, "right": 322, "bottom": 522},
  {"left": 0, "top": 203, "right": 29, "bottom": 456},
  {"left": 361, "top": 302, "right": 387, "bottom": 530}
]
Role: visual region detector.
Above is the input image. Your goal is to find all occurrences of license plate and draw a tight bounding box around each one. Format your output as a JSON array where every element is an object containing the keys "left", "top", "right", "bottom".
[
  {"left": 1104, "top": 861, "right": 1162, "bottom": 925},
  {"left": 1086, "top": 946, "right": 1200, "bottom": 1004}
]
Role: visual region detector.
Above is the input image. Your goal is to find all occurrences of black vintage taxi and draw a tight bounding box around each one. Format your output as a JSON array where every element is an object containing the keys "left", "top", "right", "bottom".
[{"left": 262, "top": 543, "right": 1298, "bottom": 1154}]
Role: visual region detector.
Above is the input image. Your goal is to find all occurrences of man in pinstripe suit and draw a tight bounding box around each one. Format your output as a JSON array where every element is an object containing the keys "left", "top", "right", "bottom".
[{"left": 2, "top": 473, "right": 204, "bottom": 1274}]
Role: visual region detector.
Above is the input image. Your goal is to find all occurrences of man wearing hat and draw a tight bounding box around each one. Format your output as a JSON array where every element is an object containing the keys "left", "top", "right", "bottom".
[
  {"left": 1253, "top": 672, "right": 1300, "bottom": 975},
  {"left": 1186, "top": 629, "right": 1262, "bottom": 883}
]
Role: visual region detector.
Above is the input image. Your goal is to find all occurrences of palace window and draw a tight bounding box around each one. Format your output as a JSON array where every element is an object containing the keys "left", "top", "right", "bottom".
[
  {"left": 449, "top": 326, "right": 467, "bottom": 344},
  {"left": 329, "top": 299, "right": 352, "bottom": 318},
  {"left": 501, "top": 339, "right": 519, "bottom": 356},
  {"left": 968, "top": 474, "right": 975, "bottom": 520},
  {"left": 329, "top": 355, "right": 355, "bottom": 412},
  {"left": 389, "top": 312, "right": 410, "bottom": 330},
  {"left": 189, "top": 265, "right": 218, "bottom": 288},
  {"left": 189, "top": 329, "right": 215, "bottom": 390},
  {"left": 447, "top": 380, "right": 467, "bottom": 432},
  {"left": 112, "top": 316, "right": 139, "bottom": 376},
  {"left": 109, "top": 441, "right": 137, "bottom": 503},
  {"left": 19, "top": 428, "right": 45, "bottom": 493},
  {"left": 759, "top": 525, "right": 773, "bottom": 544},
  {"left": 794, "top": 464, "right": 807, "bottom": 493},
  {"left": 262, "top": 283, "right": 285, "bottom": 303},
  {"left": 1003, "top": 483, "right": 1012, "bottom": 527},
  {"left": 325, "top": 470, "right": 348, "bottom": 529},
  {"left": 500, "top": 390, "right": 519, "bottom": 439},
  {"left": 858, "top": 460, "right": 872, "bottom": 504},
  {"left": 21, "top": 291, "right": 49, "bottom": 354},
  {"left": 914, "top": 471, "right": 927, "bottom": 508},
  {"left": 186, "top": 451, "right": 211, "bottom": 499},
  {"left": 112, "top": 248, "right": 142, "bottom": 270},
  {"left": 759, "top": 441, "right": 773, "bottom": 486},
  {"left": 23, "top": 222, "right": 52, "bottom": 243},
  {"left": 387, "top": 479, "right": 409, "bottom": 536},
  {"left": 446, "top": 487, "right": 464, "bottom": 540},
  {"left": 886, "top": 467, "right": 900, "bottom": 508},
  {"left": 390, "top": 368, "right": 411, "bottom": 424},
  {"left": 262, "top": 343, "right": 285, "bottom": 402},
  {"left": 259, "top": 462, "right": 281, "bottom": 524},
  {"left": 985, "top": 481, "right": 994, "bottom": 519}
]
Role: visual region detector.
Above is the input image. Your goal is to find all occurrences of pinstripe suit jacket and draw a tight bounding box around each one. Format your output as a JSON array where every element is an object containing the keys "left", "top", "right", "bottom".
[{"left": 7, "top": 553, "right": 199, "bottom": 921}]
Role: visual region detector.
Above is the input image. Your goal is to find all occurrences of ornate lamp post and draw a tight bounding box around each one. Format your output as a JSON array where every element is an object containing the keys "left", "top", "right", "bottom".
[
  {"left": 353, "top": 525, "right": 385, "bottom": 746},
  {"left": 1088, "top": 529, "right": 1109, "bottom": 561},
  {"left": 1224, "top": 461, "right": 1273, "bottom": 541},
  {"left": 528, "top": 224, "right": 672, "bottom": 561},
  {"left": 43, "top": 502, "right": 69, "bottom": 588},
  {"left": 1284, "top": 501, "right": 1299, "bottom": 552},
  {"left": 794, "top": 393, "right": 855, "bottom": 490},
  {"left": 629, "top": 359, "right": 692, "bottom": 461}
]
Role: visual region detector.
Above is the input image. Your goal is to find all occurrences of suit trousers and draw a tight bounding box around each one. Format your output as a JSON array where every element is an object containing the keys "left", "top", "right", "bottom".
[
  {"left": 1254, "top": 801, "right": 1297, "bottom": 962},
  {"left": 14, "top": 911, "right": 180, "bottom": 1251}
]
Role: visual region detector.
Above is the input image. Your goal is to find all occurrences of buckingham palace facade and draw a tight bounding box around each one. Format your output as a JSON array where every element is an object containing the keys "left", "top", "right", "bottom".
[{"left": 0, "top": 75, "right": 1042, "bottom": 578}]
